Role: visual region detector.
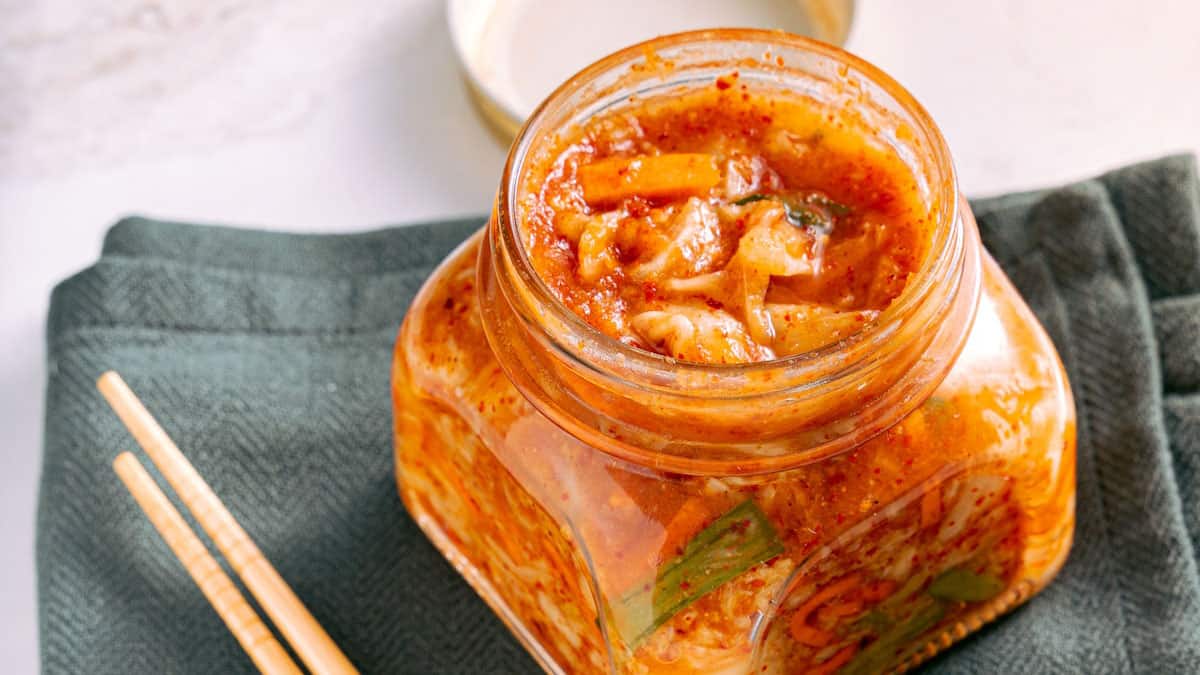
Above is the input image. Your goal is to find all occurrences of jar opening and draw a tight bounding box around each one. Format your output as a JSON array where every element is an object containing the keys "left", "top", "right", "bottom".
[{"left": 482, "top": 29, "right": 979, "bottom": 473}]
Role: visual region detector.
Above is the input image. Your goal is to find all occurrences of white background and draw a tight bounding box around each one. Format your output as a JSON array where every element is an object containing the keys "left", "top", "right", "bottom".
[{"left": 2, "top": 1, "right": 1198, "bottom": 671}]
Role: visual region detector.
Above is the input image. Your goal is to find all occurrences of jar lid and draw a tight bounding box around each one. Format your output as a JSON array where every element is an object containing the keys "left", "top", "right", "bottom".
[{"left": 447, "top": 0, "right": 856, "bottom": 139}]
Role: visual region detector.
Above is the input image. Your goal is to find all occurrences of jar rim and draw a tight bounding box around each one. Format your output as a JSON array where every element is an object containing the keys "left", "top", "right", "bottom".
[{"left": 495, "top": 29, "right": 960, "bottom": 389}]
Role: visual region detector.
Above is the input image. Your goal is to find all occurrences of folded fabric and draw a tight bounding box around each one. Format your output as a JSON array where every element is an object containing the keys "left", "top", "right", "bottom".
[{"left": 39, "top": 155, "right": 1200, "bottom": 673}]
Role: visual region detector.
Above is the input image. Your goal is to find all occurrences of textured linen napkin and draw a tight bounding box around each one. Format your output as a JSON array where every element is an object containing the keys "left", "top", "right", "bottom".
[{"left": 39, "top": 155, "right": 1200, "bottom": 674}]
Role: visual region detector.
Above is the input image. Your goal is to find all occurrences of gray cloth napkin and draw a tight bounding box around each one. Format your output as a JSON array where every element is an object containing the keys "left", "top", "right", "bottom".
[{"left": 39, "top": 155, "right": 1200, "bottom": 673}]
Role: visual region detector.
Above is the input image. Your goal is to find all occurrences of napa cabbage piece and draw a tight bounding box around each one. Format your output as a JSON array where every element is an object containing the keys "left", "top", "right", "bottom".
[
  {"left": 631, "top": 305, "right": 774, "bottom": 363},
  {"left": 659, "top": 201, "right": 825, "bottom": 345},
  {"left": 576, "top": 211, "right": 621, "bottom": 283},
  {"left": 661, "top": 266, "right": 773, "bottom": 345},
  {"left": 767, "top": 304, "right": 878, "bottom": 354},
  {"left": 631, "top": 197, "right": 728, "bottom": 281},
  {"left": 734, "top": 200, "right": 823, "bottom": 277},
  {"left": 722, "top": 154, "right": 782, "bottom": 201},
  {"left": 556, "top": 212, "right": 593, "bottom": 244}
]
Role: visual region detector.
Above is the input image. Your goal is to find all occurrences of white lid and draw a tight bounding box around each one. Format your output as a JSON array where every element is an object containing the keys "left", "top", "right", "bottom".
[{"left": 448, "top": 0, "right": 854, "bottom": 135}]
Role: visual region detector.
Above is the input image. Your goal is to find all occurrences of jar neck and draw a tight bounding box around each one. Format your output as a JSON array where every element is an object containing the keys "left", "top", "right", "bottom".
[{"left": 477, "top": 30, "right": 978, "bottom": 476}]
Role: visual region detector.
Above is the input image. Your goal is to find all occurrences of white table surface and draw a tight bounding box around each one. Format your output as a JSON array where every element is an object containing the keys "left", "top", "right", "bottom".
[{"left": 2, "top": 1, "right": 1197, "bottom": 670}]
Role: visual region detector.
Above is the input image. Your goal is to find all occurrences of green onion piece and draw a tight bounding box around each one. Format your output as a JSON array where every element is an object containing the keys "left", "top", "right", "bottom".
[
  {"left": 928, "top": 567, "right": 1005, "bottom": 603},
  {"left": 804, "top": 193, "right": 852, "bottom": 216},
  {"left": 614, "top": 500, "right": 784, "bottom": 646},
  {"left": 863, "top": 575, "right": 925, "bottom": 618},
  {"left": 783, "top": 203, "right": 830, "bottom": 230},
  {"left": 733, "top": 193, "right": 769, "bottom": 205},
  {"left": 842, "top": 598, "right": 946, "bottom": 675},
  {"left": 856, "top": 608, "right": 892, "bottom": 634},
  {"left": 731, "top": 192, "right": 849, "bottom": 234}
]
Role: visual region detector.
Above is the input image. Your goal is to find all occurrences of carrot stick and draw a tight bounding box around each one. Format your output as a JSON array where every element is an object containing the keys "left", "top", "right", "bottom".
[
  {"left": 860, "top": 579, "right": 897, "bottom": 603},
  {"left": 794, "top": 574, "right": 863, "bottom": 620},
  {"left": 578, "top": 154, "right": 720, "bottom": 205},
  {"left": 805, "top": 644, "right": 858, "bottom": 675},
  {"left": 791, "top": 622, "right": 836, "bottom": 647},
  {"left": 790, "top": 574, "right": 862, "bottom": 646},
  {"left": 818, "top": 599, "right": 864, "bottom": 621}
]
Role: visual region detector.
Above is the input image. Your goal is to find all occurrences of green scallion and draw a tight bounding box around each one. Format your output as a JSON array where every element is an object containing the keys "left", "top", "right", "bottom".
[
  {"left": 928, "top": 567, "right": 1005, "bottom": 603},
  {"left": 613, "top": 500, "right": 784, "bottom": 646}
]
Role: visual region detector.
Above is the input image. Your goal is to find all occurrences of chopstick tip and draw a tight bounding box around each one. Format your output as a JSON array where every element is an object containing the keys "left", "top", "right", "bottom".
[
  {"left": 97, "top": 370, "right": 121, "bottom": 390},
  {"left": 113, "top": 451, "right": 137, "bottom": 472}
]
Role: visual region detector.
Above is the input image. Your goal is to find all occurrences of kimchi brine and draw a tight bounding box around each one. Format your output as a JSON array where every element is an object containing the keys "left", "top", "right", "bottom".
[{"left": 393, "top": 31, "right": 1075, "bottom": 675}]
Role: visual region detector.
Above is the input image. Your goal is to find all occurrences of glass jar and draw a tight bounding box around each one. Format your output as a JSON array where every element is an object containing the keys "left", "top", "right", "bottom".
[{"left": 392, "top": 30, "right": 1075, "bottom": 675}]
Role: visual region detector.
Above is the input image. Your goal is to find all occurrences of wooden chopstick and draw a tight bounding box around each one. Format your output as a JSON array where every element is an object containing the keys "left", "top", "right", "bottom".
[
  {"left": 113, "top": 452, "right": 303, "bottom": 675},
  {"left": 99, "top": 371, "right": 358, "bottom": 675}
]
